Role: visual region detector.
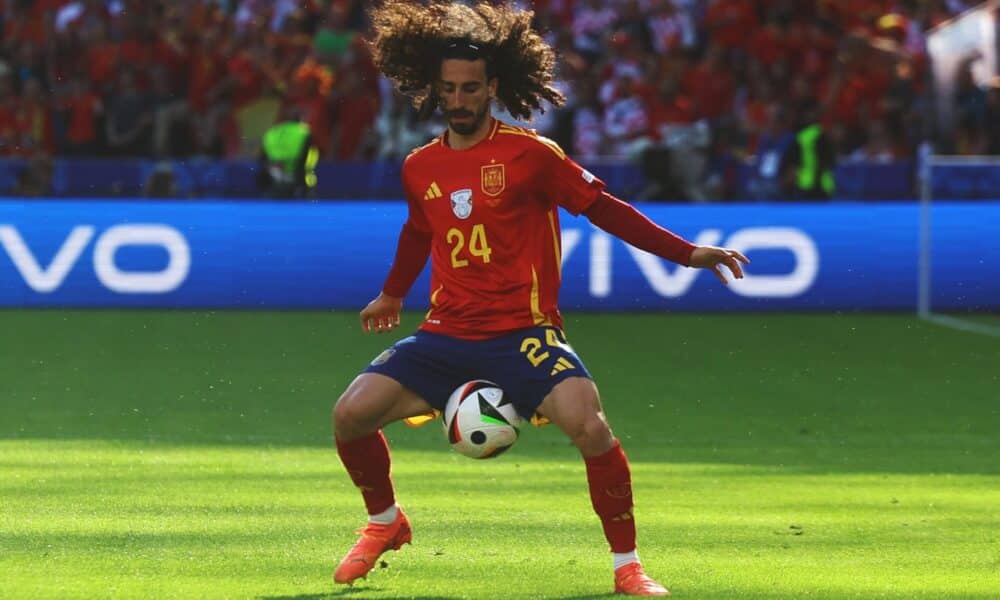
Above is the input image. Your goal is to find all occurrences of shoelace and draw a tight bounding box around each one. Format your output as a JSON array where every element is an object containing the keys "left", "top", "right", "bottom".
[
  {"left": 619, "top": 568, "right": 657, "bottom": 589},
  {"left": 354, "top": 524, "right": 396, "bottom": 543}
]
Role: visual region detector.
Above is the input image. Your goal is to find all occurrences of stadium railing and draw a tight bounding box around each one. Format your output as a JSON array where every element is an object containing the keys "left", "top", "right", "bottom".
[{"left": 0, "top": 158, "right": 942, "bottom": 201}]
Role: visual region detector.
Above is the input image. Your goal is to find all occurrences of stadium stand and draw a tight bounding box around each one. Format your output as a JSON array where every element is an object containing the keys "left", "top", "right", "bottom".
[{"left": 0, "top": 0, "right": 995, "bottom": 199}]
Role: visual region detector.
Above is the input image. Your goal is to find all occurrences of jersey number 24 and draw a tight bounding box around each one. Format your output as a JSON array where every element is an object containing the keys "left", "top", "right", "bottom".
[{"left": 447, "top": 224, "right": 492, "bottom": 268}]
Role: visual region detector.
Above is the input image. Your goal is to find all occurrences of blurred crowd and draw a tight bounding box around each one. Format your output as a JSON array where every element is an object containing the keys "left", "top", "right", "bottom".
[{"left": 1, "top": 0, "right": 998, "bottom": 200}]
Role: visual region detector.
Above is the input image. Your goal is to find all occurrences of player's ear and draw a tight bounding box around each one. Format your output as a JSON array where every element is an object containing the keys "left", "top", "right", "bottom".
[{"left": 488, "top": 77, "right": 498, "bottom": 99}]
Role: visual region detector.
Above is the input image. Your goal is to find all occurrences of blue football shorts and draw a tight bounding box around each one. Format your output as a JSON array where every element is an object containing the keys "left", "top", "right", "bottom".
[{"left": 363, "top": 326, "right": 592, "bottom": 420}]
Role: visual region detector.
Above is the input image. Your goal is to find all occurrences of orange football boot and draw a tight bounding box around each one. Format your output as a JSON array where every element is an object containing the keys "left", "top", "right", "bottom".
[
  {"left": 614, "top": 563, "right": 670, "bottom": 596},
  {"left": 333, "top": 508, "right": 412, "bottom": 585}
]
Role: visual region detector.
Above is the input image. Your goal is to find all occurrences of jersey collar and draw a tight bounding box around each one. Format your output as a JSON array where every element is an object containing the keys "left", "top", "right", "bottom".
[{"left": 441, "top": 117, "right": 500, "bottom": 151}]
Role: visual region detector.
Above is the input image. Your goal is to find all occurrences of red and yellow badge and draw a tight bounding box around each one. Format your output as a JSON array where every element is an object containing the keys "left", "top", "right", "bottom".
[{"left": 481, "top": 163, "right": 505, "bottom": 197}]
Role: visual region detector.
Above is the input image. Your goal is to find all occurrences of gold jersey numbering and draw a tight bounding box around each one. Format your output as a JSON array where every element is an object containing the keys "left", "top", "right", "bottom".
[
  {"left": 520, "top": 329, "right": 577, "bottom": 376},
  {"left": 447, "top": 223, "right": 492, "bottom": 268}
]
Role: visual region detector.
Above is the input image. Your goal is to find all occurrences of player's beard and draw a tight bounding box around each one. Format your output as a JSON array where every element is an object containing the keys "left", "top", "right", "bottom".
[{"left": 447, "top": 102, "right": 490, "bottom": 136}]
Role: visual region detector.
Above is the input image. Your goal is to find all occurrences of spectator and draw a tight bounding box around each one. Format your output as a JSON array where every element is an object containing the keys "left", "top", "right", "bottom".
[
  {"left": 638, "top": 74, "right": 711, "bottom": 202},
  {"left": 648, "top": 1, "right": 697, "bottom": 54},
  {"left": 602, "top": 75, "right": 650, "bottom": 158},
  {"left": 105, "top": 70, "right": 153, "bottom": 156},
  {"left": 848, "top": 118, "right": 905, "bottom": 163},
  {"left": 704, "top": 0, "right": 758, "bottom": 53},
  {"left": 569, "top": 78, "right": 605, "bottom": 161},
  {"left": 80, "top": 21, "right": 119, "bottom": 96},
  {"left": 12, "top": 155, "right": 54, "bottom": 197},
  {"left": 597, "top": 31, "right": 647, "bottom": 105},
  {"left": 573, "top": 0, "right": 617, "bottom": 64},
  {"left": 148, "top": 66, "right": 188, "bottom": 158},
  {"left": 682, "top": 45, "right": 735, "bottom": 122},
  {"left": 257, "top": 107, "right": 318, "bottom": 199},
  {"left": 329, "top": 69, "right": 376, "bottom": 160},
  {"left": 987, "top": 78, "right": 1000, "bottom": 156},
  {"left": 374, "top": 90, "right": 433, "bottom": 161},
  {"left": 59, "top": 75, "right": 103, "bottom": 156},
  {"left": 13, "top": 42, "right": 47, "bottom": 92},
  {"left": 747, "top": 12, "right": 788, "bottom": 70},
  {"left": 3, "top": 3, "right": 47, "bottom": 57},
  {"left": 13, "top": 77, "right": 53, "bottom": 156},
  {"left": 0, "top": 65, "right": 17, "bottom": 156},
  {"left": 784, "top": 104, "right": 836, "bottom": 200},
  {"left": 0, "top": 0, "right": 980, "bottom": 199},
  {"left": 638, "top": 74, "right": 688, "bottom": 200},
  {"left": 314, "top": 1, "right": 356, "bottom": 61},
  {"left": 289, "top": 57, "right": 334, "bottom": 155},
  {"left": 144, "top": 161, "right": 178, "bottom": 198},
  {"left": 953, "top": 53, "right": 988, "bottom": 137},
  {"left": 748, "top": 104, "right": 796, "bottom": 201},
  {"left": 704, "top": 117, "right": 745, "bottom": 201},
  {"left": 60, "top": 0, "right": 112, "bottom": 34},
  {"left": 614, "top": 0, "right": 654, "bottom": 55}
]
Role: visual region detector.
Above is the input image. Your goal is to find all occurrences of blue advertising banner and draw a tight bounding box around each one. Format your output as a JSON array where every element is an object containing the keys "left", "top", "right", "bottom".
[{"left": 1, "top": 200, "right": 997, "bottom": 311}]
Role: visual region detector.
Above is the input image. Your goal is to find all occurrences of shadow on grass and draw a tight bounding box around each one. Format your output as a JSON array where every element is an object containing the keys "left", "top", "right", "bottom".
[
  {"left": 260, "top": 593, "right": 466, "bottom": 600},
  {"left": 258, "top": 591, "right": 1000, "bottom": 600},
  {"left": 260, "top": 594, "right": 615, "bottom": 600}
]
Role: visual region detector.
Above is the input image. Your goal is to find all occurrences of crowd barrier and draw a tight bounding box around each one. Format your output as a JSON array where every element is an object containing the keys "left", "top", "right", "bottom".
[
  {"left": 6, "top": 158, "right": 990, "bottom": 200},
  {"left": 2, "top": 199, "right": 997, "bottom": 311}
]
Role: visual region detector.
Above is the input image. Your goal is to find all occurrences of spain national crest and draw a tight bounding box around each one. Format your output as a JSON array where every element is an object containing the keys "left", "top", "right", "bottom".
[{"left": 481, "top": 163, "right": 505, "bottom": 197}]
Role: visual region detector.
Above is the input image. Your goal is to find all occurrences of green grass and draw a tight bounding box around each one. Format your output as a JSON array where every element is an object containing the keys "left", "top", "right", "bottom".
[{"left": 1, "top": 310, "right": 998, "bottom": 599}]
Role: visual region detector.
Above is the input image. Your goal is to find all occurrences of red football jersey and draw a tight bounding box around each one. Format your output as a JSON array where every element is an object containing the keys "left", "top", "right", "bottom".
[{"left": 401, "top": 118, "right": 606, "bottom": 339}]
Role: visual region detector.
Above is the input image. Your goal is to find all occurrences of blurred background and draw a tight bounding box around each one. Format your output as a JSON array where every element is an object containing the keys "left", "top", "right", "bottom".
[{"left": 0, "top": 0, "right": 996, "bottom": 200}]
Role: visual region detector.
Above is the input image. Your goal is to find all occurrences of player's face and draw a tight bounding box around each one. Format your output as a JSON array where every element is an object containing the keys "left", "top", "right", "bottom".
[{"left": 439, "top": 58, "right": 496, "bottom": 136}]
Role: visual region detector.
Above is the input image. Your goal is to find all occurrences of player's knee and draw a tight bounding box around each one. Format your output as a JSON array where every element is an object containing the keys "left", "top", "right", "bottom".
[
  {"left": 333, "top": 390, "right": 372, "bottom": 440},
  {"left": 569, "top": 415, "right": 614, "bottom": 456}
]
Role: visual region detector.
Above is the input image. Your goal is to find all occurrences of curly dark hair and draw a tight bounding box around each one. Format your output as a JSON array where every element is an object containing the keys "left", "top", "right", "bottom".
[{"left": 367, "top": 0, "right": 565, "bottom": 121}]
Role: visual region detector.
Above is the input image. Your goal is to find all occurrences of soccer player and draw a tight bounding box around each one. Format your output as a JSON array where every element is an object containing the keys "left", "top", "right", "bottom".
[{"left": 332, "top": 2, "right": 749, "bottom": 596}]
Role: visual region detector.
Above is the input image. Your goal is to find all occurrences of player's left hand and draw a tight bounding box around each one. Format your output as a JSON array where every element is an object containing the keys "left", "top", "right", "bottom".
[{"left": 689, "top": 246, "right": 750, "bottom": 285}]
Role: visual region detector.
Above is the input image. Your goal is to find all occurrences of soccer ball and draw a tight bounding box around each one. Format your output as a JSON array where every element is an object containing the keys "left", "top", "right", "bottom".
[{"left": 442, "top": 380, "right": 523, "bottom": 459}]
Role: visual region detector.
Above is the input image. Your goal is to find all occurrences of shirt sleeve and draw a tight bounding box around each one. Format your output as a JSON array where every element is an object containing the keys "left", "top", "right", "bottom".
[
  {"left": 381, "top": 160, "right": 433, "bottom": 297},
  {"left": 584, "top": 191, "right": 696, "bottom": 266},
  {"left": 381, "top": 223, "right": 431, "bottom": 298},
  {"left": 400, "top": 159, "right": 432, "bottom": 233},
  {"left": 536, "top": 138, "right": 607, "bottom": 216}
]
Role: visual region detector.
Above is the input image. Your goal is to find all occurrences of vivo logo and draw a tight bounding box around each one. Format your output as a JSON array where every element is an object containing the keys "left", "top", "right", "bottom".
[
  {"left": 0, "top": 224, "right": 190, "bottom": 294},
  {"left": 561, "top": 227, "right": 819, "bottom": 298}
]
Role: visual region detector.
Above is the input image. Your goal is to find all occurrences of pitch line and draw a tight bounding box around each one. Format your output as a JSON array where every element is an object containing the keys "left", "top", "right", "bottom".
[{"left": 920, "top": 313, "right": 1000, "bottom": 338}]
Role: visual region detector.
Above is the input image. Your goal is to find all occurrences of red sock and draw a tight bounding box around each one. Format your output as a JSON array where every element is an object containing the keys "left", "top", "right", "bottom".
[
  {"left": 584, "top": 441, "right": 637, "bottom": 553},
  {"left": 336, "top": 430, "right": 396, "bottom": 516}
]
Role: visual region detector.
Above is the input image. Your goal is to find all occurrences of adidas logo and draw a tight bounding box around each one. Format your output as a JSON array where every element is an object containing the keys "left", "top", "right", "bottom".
[
  {"left": 424, "top": 182, "right": 442, "bottom": 200},
  {"left": 549, "top": 357, "right": 575, "bottom": 376}
]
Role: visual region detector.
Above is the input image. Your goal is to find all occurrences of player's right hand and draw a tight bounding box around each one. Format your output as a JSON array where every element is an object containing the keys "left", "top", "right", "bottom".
[{"left": 360, "top": 293, "right": 403, "bottom": 333}]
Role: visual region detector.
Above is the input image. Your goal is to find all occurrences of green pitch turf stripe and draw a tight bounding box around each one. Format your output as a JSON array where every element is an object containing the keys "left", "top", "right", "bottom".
[{"left": 0, "top": 310, "right": 996, "bottom": 600}]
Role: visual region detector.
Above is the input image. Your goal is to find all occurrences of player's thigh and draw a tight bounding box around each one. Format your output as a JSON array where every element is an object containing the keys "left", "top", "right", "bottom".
[
  {"left": 537, "top": 376, "right": 615, "bottom": 457},
  {"left": 334, "top": 373, "right": 435, "bottom": 440},
  {"left": 335, "top": 331, "right": 471, "bottom": 439},
  {"left": 486, "top": 327, "right": 590, "bottom": 417}
]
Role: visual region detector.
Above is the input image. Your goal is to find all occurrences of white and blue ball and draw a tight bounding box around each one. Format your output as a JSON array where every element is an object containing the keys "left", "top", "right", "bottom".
[{"left": 442, "top": 380, "right": 523, "bottom": 459}]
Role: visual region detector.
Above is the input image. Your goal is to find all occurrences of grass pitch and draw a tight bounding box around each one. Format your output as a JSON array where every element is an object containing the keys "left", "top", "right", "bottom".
[{"left": 1, "top": 310, "right": 997, "bottom": 599}]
